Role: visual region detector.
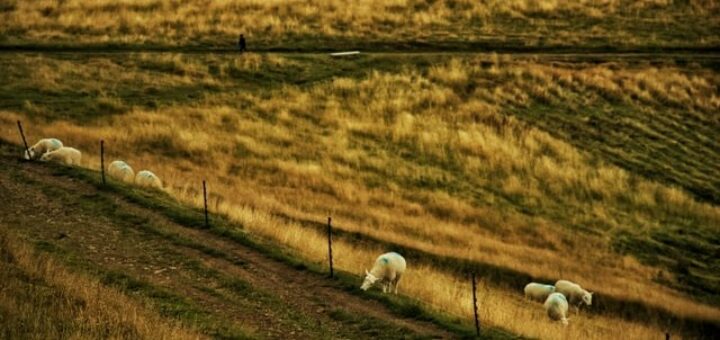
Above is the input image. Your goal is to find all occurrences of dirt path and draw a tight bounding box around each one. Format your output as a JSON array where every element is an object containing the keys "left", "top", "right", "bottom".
[
  {"left": 0, "top": 141, "right": 455, "bottom": 339},
  {"left": 2, "top": 46, "right": 720, "bottom": 61}
]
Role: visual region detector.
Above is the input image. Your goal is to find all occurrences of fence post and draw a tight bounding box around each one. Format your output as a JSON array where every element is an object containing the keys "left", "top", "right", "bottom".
[
  {"left": 17, "top": 121, "right": 30, "bottom": 160},
  {"left": 100, "top": 140, "right": 106, "bottom": 184},
  {"left": 472, "top": 273, "right": 480, "bottom": 337},
  {"left": 203, "top": 180, "right": 209, "bottom": 228},
  {"left": 666, "top": 332, "right": 670, "bottom": 340},
  {"left": 327, "top": 217, "right": 334, "bottom": 278}
]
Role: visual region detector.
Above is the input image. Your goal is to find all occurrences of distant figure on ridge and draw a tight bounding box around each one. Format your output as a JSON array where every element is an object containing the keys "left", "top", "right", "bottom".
[{"left": 238, "top": 34, "right": 246, "bottom": 52}]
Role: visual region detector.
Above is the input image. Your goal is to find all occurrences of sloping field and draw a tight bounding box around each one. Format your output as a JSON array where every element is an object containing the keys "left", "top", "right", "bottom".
[
  {"left": 0, "top": 140, "right": 471, "bottom": 339},
  {"left": 1, "top": 51, "right": 718, "bottom": 339}
]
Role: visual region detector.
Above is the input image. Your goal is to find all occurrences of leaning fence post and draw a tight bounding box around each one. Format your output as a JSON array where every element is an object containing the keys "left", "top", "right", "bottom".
[
  {"left": 17, "top": 121, "right": 30, "bottom": 160},
  {"left": 472, "top": 273, "right": 480, "bottom": 337},
  {"left": 327, "top": 217, "right": 334, "bottom": 278},
  {"left": 100, "top": 140, "right": 106, "bottom": 184},
  {"left": 203, "top": 180, "right": 209, "bottom": 228}
]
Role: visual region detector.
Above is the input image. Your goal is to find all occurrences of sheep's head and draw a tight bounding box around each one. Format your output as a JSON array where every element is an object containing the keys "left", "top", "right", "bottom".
[
  {"left": 24, "top": 147, "right": 35, "bottom": 160},
  {"left": 361, "top": 270, "right": 378, "bottom": 291},
  {"left": 582, "top": 292, "right": 593, "bottom": 306}
]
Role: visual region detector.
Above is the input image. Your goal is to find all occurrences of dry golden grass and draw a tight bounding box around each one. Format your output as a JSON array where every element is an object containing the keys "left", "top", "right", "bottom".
[
  {"left": 1, "top": 0, "right": 718, "bottom": 48},
  {"left": 0, "top": 228, "right": 202, "bottom": 339},
  {"left": 193, "top": 206, "right": 667, "bottom": 340},
  {"left": 1, "top": 54, "right": 718, "bottom": 339}
]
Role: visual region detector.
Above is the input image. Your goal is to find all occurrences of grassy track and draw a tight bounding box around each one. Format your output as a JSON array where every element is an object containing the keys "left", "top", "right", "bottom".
[{"left": 0, "top": 140, "right": 498, "bottom": 339}]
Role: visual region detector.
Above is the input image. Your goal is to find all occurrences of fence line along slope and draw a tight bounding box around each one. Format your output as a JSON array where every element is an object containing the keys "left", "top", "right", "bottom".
[{"left": 0, "top": 140, "right": 467, "bottom": 339}]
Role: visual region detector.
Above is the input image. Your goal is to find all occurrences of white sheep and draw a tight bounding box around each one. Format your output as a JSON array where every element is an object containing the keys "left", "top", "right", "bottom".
[
  {"left": 544, "top": 292, "right": 569, "bottom": 326},
  {"left": 555, "top": 280, "right": 593, "bottom": 313},
  {"left": 107, "top": 160, "right": 135, "bottom": 183},
  {"left": 135, "top": 170, "right": 162, "bottom": 189},
  {"left": 361, "top": 252, "right": 406, "bottom": 294},
  {"left": 24, "top": 138, "right": 63, "bottom": 160},
  {"left": 39, "top": 147, "right": 81, "bottom": 166},
  {"left": 524, "top": 282, "right": 556, "bottom": 302}
]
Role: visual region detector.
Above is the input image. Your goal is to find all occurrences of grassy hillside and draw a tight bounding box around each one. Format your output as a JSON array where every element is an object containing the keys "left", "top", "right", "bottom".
[
  {"left": 1, "top": 51, "right": 718, "bottom": 339},
  {"left": 1, "top": 0, "right": 719, "bottom": 51},
  {"left": 0, "top": 140, "right": 481, "bottom": 339}
]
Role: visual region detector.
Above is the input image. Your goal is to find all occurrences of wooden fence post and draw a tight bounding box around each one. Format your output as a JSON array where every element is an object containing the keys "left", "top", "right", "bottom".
[
  {"left": 203, "top": 180, "right": 209, "bottom": 228},
  {"left": 100, "top": 140, "right": 106, "bottom": 184},
  {"left": 17, "top": 121, "right": 30, "bottom": 160},
  {"left": 472, "top": 273, "right": 480, "bottom": 337},
  {"left": 327, "top": 217, "right": 334, "bottom": 278}
]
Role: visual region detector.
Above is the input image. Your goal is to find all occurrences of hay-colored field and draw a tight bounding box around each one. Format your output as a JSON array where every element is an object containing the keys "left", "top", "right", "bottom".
[
  {"left": 1, "top": 52, "right": 718, "bottom": 339},
  {"left": 0, "top": 228, "right": 201, "bottom": 339},
  {"left": 1, "top": 0, "right": 719, "bottom": 50}
]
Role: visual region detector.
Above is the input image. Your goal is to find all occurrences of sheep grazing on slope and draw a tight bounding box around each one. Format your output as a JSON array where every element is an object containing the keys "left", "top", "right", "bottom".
[
  {"left": 524, "top": 282, "right": 556, "bottom": 302},
  {"left": 24, "top": 138, "right": 63, "bottom": 160},
  {"left": 544, "top": 292, "right": 569, "bottom": 326},
  {"left": 135, "top": 170, "right": 162, "bottom": 189},
  {"left": 39, "top": 147, "right": 81, "bottom": 166},
  {"left": 361, "top": 252, "right": 406, "bottom": 294},
  {"left": 108, "top": 160, "right": 135, "bottom": 183},
  {"left": 555, "top": 280, "right": 593, "bottom": 313}
]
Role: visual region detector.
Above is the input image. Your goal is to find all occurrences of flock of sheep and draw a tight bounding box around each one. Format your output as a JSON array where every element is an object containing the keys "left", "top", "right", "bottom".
[
  {"left": 23, "top": 137, "right": 162, "bottom": 189},
  {"left": 25, "top": 137, "right": 591, "bottom": 328},
  {"left": 23, "top": 138, "right": 80, "bottom": 165},
  {"left": 524, "top": 280, "right": 593, "bottom": 325},
  {"left": 360, "top": 252, "right": 592, "bottom": 326}
]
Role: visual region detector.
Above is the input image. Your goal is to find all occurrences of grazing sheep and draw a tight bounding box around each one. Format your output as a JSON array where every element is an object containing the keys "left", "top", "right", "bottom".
[
  {"left": 361, "top": 252, "right": 406, "bottom": 294},
  {"left": 135, "top": 170, "right": 162, "bottom": 189},
  {"left": 524, "top": 282, "right": 556, "bottom": 302},
  {"left": 39, "top": 147, "right": 81, "bottom": 166},
  {"left": 544, "top": 292, "right": 569, "bottom": 326},
  {"left": 555, "top": 280, "right": 593, "bottom": 313},
  {"left": 107, "top": 160, "right": 135, "bottom": 183},
  {"left": 24, "top": 138, "right": 63, "bottom": 160}
]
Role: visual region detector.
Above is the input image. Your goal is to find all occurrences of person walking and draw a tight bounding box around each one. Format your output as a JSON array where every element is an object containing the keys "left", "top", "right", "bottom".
[{"left": 238, "top": 34, "right": 246, "bottom": 52}]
